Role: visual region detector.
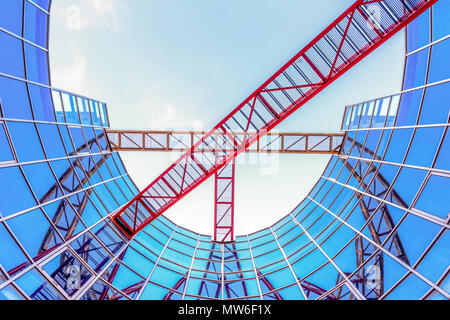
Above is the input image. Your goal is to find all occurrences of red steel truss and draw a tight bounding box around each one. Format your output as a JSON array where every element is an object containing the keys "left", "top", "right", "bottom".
[
  {"left": 214, "top": 160, "right": 235, "bottom": 242},
  {"left": 107, "top": 130, "right": 342, "bottom": 242},
  {"left": 112, "top": 0, "right": 437, "bottom": 237},
  {"left": 106, "top": 130, "right": 344, "bottom": 154}
]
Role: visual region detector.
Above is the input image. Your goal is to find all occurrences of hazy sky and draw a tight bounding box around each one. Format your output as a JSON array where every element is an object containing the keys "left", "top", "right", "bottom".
[{"left": 49, "top": 0, "right": 405, "bottom": 235}]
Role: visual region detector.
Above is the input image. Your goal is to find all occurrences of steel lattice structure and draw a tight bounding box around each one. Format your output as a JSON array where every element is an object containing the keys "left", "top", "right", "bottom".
[
  {"left": 107, "top": 130, "right": 344, "bottom": 242},
  {"left": 107, "top": 130, "right": 344, "bottom": 154},
  {"left": 0, "top": 0, "right": 448, "bottom": 300}
]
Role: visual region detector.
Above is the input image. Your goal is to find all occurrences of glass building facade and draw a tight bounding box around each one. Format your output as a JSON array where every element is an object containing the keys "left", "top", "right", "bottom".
[{"left": 0, "top": 0, "right": 448, "bottom": 300}]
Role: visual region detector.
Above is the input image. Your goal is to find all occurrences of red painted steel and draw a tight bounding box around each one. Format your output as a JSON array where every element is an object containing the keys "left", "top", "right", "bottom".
[
  {"left": 112, "top": 0, "right": 437, "bottom": 237},
  {"left": 106, "top": 130, "right": 344, "bottom": 154},
  {"left": 214, "top": 160, "right": 235, "bottom": 242}
]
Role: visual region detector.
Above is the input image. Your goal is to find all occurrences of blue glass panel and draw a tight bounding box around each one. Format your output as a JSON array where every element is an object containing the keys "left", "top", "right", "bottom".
[
  {"left": 396, "top": 213, "right": 441, "bottom": 265},
  {"left": 384, "top": 129, "right": 414, "bottom": 163},
  {"left": 375, "top": 129, "right": 392, "bottom": 159},
  {"left": 29, "top": 84, "right": 55, "bottom": 121},
  {"left": 24, "top": 1, "right": 48, "bottom": 48},
  {"left": 6, "top": 209, "right": 58, "bottom": 259},
  {"left": 405, "top": 127, "right": 444, "bottom": 168},
  {"left": 432, "top": 0, "right": 450, "bottom": 41},
  {"left": 123, "top": 175, "right": 139, "bottom": 195},
  {"left": 395, "top": 88, "right": 423, "bottom": 126},
  {"left": 391, "top": 167, "right": 427, "bottom": 205},
  {"left": 386, "top": 95, "right": 400, "bottom": 127},
  {"left": 36, "top": 124, "right": 66, "bottom": 158},
  {"left": 0, "top": 223, "right": 28, "bottom": 273},
  {"left": 0, "top": 123, "right": 15, "bottom": 162},
  {"left": 95, "top": 128, "right": 108, "bottom": 151},
  {"left": 363, "top": 130, "right": 381, "bottom": 158},
  {"left": 78, "top": 198, "right": 102, "bottom": 228},
  {"left": 403, "top": 48, "right": 429, "bottom": 90},
  {"left": 434, "top": 129, "right": 449, "bottom": 171},
  {"left": 0, "top": 77, "right": 32, "bottom": 120},
  {"left": 42, "top": 250, "right": 93, "bottom": 297},
  {"left": 415, "top": 175, "right": 450, "bottom": 218},
  {"left": 349, "top": 104, "right": 362, "bottom": 129},
  {"left": 407, "top": 9, "right": 430, "bottom": 53},
  {"left": 359, "top": 101, "right": 375, "bottom": 128},
  {"left": 352, "top": 130, "right": 369, "bottom": 157},
  {"left": 15, "top": 268, "right": 65, "bottom": 300},
  {"left": 0, "top": 285, "right": 24, "bottom": 300},
  {"left": 0, "top": 1, "right": 23, "bottom": 36},
  {"left": 83, "top": 127, "right": 100, "bottom": 153},
  {"left": 61, "top": 93, "right": 80, "bottom": 124},
  {"left": 106, "top": 181, "right": 127, "bottom": 205},
  {"left": 51, "top": 90, "right": 65, "bottom": 122},
  {"left": 122, "top": 248, "right": 154, "bottom": 279},
  {"left": 98, "top": 160, "right": 113, "bottom": 180},
  {"left": 428, "top": 39, "right": 450, "bottom": 84},
  {"left": 85, "top": 191, "right": 108, "bottom": 217},
  {"left": 22, "top": 162, "right": 57, "bottom": 200},
  {"left": 77, "top": 97, "right": 92, "bottom": 125},
  {"left": 140, "top": 282, "right": 171, "bottom": 300},
  {"left": 7, "top": 121, "right": 45, "bottom": 161},
  {"left": 371, "top": 97, "right": 391, "bottom": 127},
  {"left": 49, "top": 159, "right": 72, "bottom": 180},
  {"left": 93, "top": 185, "right": 117, "bottom": 211},
  {"left": 69, "top": 126, "right": 87, "bottom": 151},
  {"left": 416, "top": 231, "right": 450, "bottom": 284},
  {"left": 34, "top": 0, "right": 51, "bottom": 11},
  {"left": 0, "top": 166, "right": 36, "bottom": 216},
  {"left": 58, "top": 125, "right": 74, "bottom": 154},
  {"left": 112, "top": 153, "right": 127, "bottom": 175},
  {"left": 90, "top": 101, "right": 102, "bottom": 126},
  {"left": 419, "top": 82, "right": 450, "bottom": 125},
  {"left": 100, "top": 103, "right": 109, "bottom": 127},
  {"left": 0, "top": 31, "right": 25, "bottom": 79},
  {"left": 24, "top": 43, "right": 49, "bottom": 85},
  {"left": 379, "top": 254, "right": 408, "bottom": 293},
  {"left": 386, "top": 274, "right": 431, "bottom": 300},
  {"left": 342, "top": 107, "right": 352, "bottom": 130}
]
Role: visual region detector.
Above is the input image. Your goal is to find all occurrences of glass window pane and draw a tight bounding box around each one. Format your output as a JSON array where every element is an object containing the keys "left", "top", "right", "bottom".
[
  {"left": 405, "top": 127, "right": 444, "bottom": 168},
  {"left": 432, "top": 0, "right": 450, "bottom": 41},
  {"left": 24, "top": 43, "right": 49, "bottom": 85},
  {"left": 0, "top": 123, "right": 15, "bottom": 162},
  {"left": 415, "top": 174, "right": 450, "bottom": 218},
  {"left": 24, "top": 1, "right": 48, "bottom": 48},
  {"left": 0, "top": 32, "right": 25, "bottom": 78},
  {"left": 428, "top": 39, "right": 450, "bottom": 84},
  {"left": 0, "top": 77, "right": 32, "bottom": 120},
  {"left": 7, "top": 122, "right": 45, "bottom": 162},
  {"left": 395, "top": 88, "right": 423, "bottom": 126},
  {"left": 0, "top": 166, "right": 37, "bottom": 217},
  {"left": 407, "top": 9, "right": 430, "bottom": 53},
  {"left": 403, "top": 48, "right": 429, "bottom": 90},
  {"left": 29, "top": 84, "right": 55, "bottom": 122},
  {"left": 0, "top": 1, "right": 23, "bottom": 36}
]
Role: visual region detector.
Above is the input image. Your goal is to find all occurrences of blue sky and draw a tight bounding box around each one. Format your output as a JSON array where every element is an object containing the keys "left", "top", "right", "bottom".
[{"left": 49, "top": 0, "right": 406, "bottom": 235}]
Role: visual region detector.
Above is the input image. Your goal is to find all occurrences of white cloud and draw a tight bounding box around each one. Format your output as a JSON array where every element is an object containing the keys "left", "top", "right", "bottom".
[
  {"left": 91, "top": 0, "right": 122, "bottom": 30},
  {"left": 148, "top": 103, "right": 204, "bottom": 130},
  {"left": 118, "top": 91, "right": 205, "bottom": 131},
  {"left": 63, "top": 0, "right": 123, "bottom": 31},
  {"left": 51, "top": 56, "right": 88, "bottom": 93}
]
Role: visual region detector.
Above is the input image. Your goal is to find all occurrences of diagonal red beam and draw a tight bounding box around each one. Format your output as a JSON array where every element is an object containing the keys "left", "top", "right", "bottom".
[{"left": 111, "top": 0, "right": 437, "bottom": 237}]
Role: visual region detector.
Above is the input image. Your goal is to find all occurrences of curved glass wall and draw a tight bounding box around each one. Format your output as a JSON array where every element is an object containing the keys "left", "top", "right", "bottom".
[{"left": 0, "top": 0, "right": 448, "bottom": 300}]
